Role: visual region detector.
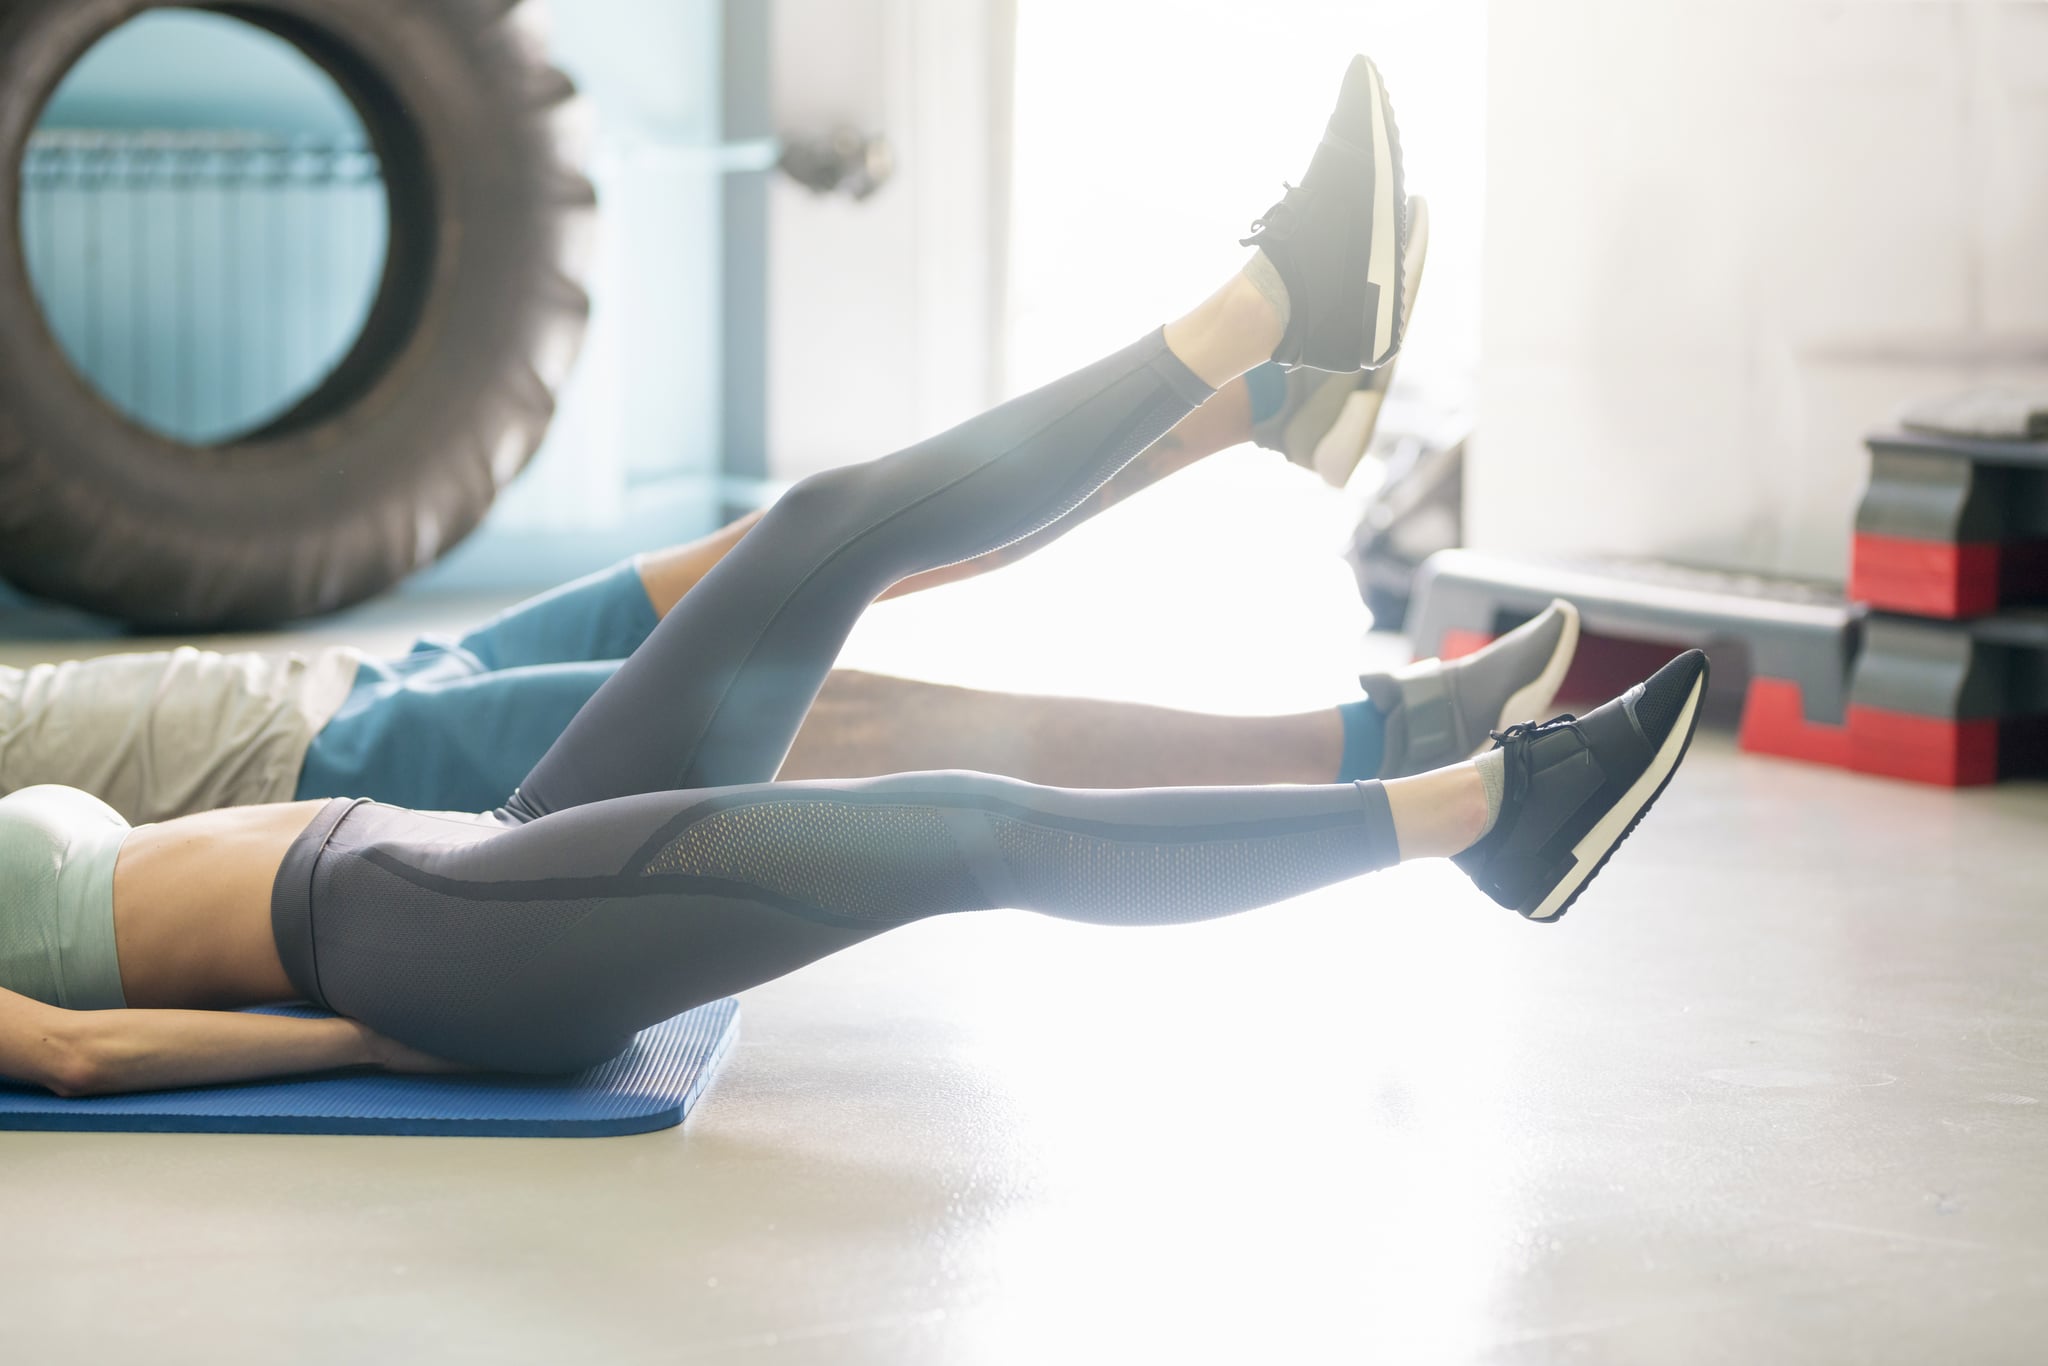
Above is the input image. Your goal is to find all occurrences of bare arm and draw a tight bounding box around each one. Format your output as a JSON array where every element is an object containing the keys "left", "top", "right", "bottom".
[{"left": 0, "top": 985, "right": 455, "bottom": 1098}]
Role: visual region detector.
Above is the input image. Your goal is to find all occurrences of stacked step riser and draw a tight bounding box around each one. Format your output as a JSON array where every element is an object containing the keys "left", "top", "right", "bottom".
[
  {"left": 1820, "top": 430, "right": 2048, "bottom": 784},
  {"left": 1852, "top": 439, "right": 2048, "bottom": 619},
  {"left": 1406, "top": 464, "right": 2048, "bottom": 787},
  {"left": 1742, "top": 618, "right": 2048, "bottom": 785}
]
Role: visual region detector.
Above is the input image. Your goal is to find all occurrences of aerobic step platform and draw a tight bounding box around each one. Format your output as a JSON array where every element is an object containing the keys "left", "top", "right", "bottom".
[
  {"left": 1853, "top": 429, "right": 2048, "bottom": 619},
  {"left": 1407, "top": 547, "right": 1861, "bottom": 729},
  {"left": 1406, "top": 551, "right": 2048, "bottom": 786},
  {"left": 0, "top": 999, "right": 739, "bottom": 1137},
  {"left": 1833, "top": 609, "right": 2048, "bottom": 785}
]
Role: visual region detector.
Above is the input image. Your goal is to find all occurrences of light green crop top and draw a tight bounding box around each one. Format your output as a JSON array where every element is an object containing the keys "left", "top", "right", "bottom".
[{"left": 0, "top": 785, "right": 131, "bottom": 1009}]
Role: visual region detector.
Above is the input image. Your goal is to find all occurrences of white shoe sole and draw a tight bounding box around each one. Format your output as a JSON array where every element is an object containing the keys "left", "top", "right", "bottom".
[
  {"left": 1307, "top": 197, "right": 1431, "bottom": 488},
  {"left": 1483, "top": 600, "right": 1583, "bottom": 752},
  {"left": 1361, "top": 58, "right": 1401, "bottom": 365},
  {"left": 1311, "top": 388, "right": 1387, "bottom": 488},
  {"left": 1527, "top": 666, "right": 1705, "bottom": 923}
]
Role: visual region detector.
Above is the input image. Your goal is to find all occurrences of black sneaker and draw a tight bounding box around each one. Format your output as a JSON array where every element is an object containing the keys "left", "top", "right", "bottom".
[
  {"left": 1454, "top": 650, "right": 1709, "bottom": 922},
  {"left": 1253, "top": 196, "right": 1431, "bottom": 486},
  {"left": 1242, "top": 53, "right": 1408, "bottom": 373}
]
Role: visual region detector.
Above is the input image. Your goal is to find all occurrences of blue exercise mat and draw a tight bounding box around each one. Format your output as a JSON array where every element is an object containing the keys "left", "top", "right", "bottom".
[{"left": 0, "top": 999, "right": 739, "bottom": 1138}]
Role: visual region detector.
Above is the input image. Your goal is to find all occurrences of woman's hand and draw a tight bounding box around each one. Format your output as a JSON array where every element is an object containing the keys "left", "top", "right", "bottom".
[
  {"left": 4, "top": 985, "right": 475, "bottom": 1096},
  {"left": 4, "top": 988, "right": 474, "bottom": 1096}
]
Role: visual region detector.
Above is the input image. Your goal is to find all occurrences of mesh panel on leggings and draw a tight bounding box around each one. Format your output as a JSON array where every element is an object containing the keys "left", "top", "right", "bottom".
[
  {"left": 641, "top": 799, "right": 984, "bottom": 924},
  {"left": 983, "top": 814, "right": 1366, "bottom": 925}
]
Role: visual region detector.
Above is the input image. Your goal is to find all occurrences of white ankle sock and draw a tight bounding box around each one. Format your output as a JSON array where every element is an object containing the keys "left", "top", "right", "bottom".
[
  {"left": 1245, "top": 250, "right": 1292, "bottom": 335},
  {"left": 1474, "top": 748, "right": 1506, "bottom": 838}
]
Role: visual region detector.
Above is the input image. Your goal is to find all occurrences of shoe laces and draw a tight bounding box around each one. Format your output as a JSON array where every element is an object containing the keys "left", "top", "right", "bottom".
[
  {"left": 1488, "top": 713, "right": 1581, "bottom": 749},
  {"left": 1238, "top": 183, "right": 1302, "bottom": 247}
]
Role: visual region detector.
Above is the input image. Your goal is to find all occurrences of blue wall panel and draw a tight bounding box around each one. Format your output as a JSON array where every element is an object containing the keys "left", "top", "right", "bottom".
[{"left": 15, "top": 3, "right": 752, "bottom": 600}]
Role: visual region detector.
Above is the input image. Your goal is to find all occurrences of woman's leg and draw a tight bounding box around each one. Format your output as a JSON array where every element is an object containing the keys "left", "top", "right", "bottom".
[
  {"left": 500, "top": 52, "right": 1403, "bottom": 814},
  {"left": 288, "top": 655, "right": 1707, "bottom": 1075},
  {"left": 449, "top": 561, "right": 660, "bottom": 669},
  {"left": 501, "top": 322, "right": 1233, "bottom": 816},
  {"left": 293, "top": 766, "right": 1431, "bottom": 1073}
]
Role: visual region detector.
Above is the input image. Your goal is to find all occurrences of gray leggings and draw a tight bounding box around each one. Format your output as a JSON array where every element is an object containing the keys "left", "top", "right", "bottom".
[{"left": 272, "top": 331, "right": 1402, "bottom": 1072}]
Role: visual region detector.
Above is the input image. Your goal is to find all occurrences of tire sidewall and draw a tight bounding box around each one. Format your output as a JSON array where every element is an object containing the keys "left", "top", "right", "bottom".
[{"left": 0, "top": 0, "right": 593, "bottom": 627}]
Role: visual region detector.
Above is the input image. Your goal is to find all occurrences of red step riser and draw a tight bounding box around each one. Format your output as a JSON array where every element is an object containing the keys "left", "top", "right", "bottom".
[
  {"left": 1738, "top": 677, "right": 2004, "bottom": 786},
  {"left": 1850, "top": 533, "right": 2048, "bottom": 619},
  {"left": 1849, "top": 534, "right": 1999, "bottom": 618},
  {"left": 1845, "top": 705, "right": 2000, "bottom": 787},
  {"left": 1437, "top": 628, "right": 1492, "bottom": 661},
  {"left": 1738, "top": 677, "right": 1853, "bottom": 768}
]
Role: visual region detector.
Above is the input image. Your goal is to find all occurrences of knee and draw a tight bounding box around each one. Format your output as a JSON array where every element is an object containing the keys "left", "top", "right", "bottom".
[
  {"left": 494, "top": 788, "right": 546, "bottom": 825},
  {"left": 769, "top": 464, "right": 884, "bottom": 537}
]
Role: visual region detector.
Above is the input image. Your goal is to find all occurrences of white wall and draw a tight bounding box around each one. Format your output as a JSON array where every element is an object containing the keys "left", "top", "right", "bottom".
[
  {"left": 766, "top": 0, "right": 1012, "bottom": 479},
  {"left": 1474, "top": 0, "right": 2048, "bottom": 581}
]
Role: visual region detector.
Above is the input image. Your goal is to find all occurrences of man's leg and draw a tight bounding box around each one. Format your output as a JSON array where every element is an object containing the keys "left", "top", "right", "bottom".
[
  {"left": 784, "top": 671, "right": 1349, "bottom": 786},
  {"left": 630, "top": 377, "right": 1262, "bottom": 617},
  {"left": 417, "top": 520, "right": 766, "bottom": 675},
  {"left": 296, "top": 660, "right": 618, "bottom": 813},
  {"left": 622, "top": 345, "right": 1336, "bottom": 617},
  {"left": 872, "top": 201, "right": 1435, "bottom": 594},
  {"left": 451, "top": 560, "right": 661, "bottom": 669},
  {"left": 874, "top": 375, "right": 1259, "bottom": 598},
  {"left": 634, "top": 514, "right": 762, "bottom": 618},
  {"left": 783, "top": 602, "right": 1580, "bottom": 788},
  {"left": 880, "top": 203, "right": 1437, "bottom": 596},
  {"left": 520, "top": 375, "right": 1253, "bottom": 651},
  {"left": 391, "top": 198, "right": 1429, "bottom": 663},
  {"left": 504, "top": 317, "right": 1232, "bottom": 813},
  {"left": 297, "top": 598, "right": 1574, "bottom": 810},
  {"left": 639, "top": 332, "right": 1383, "bottom": 610}
]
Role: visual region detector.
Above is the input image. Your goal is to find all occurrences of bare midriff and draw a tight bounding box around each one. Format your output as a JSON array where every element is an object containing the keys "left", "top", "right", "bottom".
[{"left": 111, "top": 800, "right": 328, "bottom": 1009}]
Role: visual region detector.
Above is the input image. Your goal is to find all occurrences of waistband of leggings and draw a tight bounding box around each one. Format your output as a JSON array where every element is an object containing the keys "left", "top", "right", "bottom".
[{"left": 270, "top": 797, "right": 364, "bottom": 1010}]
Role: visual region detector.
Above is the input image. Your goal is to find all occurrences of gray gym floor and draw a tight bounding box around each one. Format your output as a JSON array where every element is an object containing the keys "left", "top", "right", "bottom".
[{"left": 4, "top": 456, "right": 2046, "bottom": 1364}]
